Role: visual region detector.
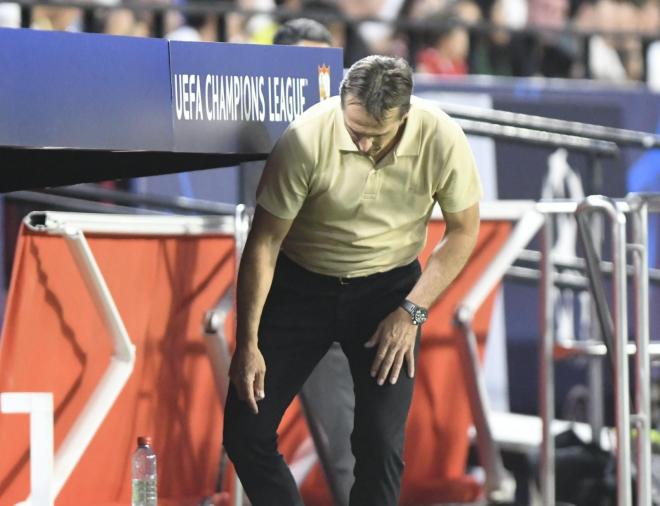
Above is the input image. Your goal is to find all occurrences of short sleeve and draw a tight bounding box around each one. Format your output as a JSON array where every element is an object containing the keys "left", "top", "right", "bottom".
[
  {"left": 434, "top": 124, "right": 483, "bottom": 213},
  {"left": 256, "top": 127, "right": 310, "bottom": 220}
]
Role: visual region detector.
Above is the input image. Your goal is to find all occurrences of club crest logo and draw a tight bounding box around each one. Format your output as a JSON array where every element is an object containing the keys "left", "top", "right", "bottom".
[{"left": 318, "top": 64, "right": 331, "bottom": 101}]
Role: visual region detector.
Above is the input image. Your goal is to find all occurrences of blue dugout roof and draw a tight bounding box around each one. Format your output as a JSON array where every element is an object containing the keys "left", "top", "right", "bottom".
[{"left": 0, "top": 28, "right": 343, "bottom": 192}]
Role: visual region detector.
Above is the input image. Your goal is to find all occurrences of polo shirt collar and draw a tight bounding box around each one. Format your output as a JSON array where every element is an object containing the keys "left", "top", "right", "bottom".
[
  {"left": 394, "top": 106, "right": 421, "bottom": 157},
  {"left": 333, "top": 99, "right": 422, "bottom": 156},
  {"left": 335, "top": 107, "right": 359, "bottom": 152}
]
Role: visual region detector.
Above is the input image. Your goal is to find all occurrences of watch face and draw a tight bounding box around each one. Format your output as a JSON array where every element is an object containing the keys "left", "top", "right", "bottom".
[{"left": 413, "top": 309, "right": 428, "bottom": 325}]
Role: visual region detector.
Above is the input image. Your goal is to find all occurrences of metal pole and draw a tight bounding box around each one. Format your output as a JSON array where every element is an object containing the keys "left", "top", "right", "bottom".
[
  {"left": 233, "top": 204, "right": 248, "bottom": 506},
  {"left": 630, "top": 196, "right": 652, "bottom": 506},
  {"left": 455, "top": 312, "right": 508, "bottom": 499},
  {"left": 588, "top": 212, "right": 605, "bottom": 439},
  {"left": 577, "top": 196, "right": 632, "bottom": 506},
  {"left": 611, "top": 201, "right": 632, "bottom": 506},
  {"left": 540, "top": 214, "right": 555, "bottom": 506},
  {"left": 586, "top": 157, "right": 606, "bottom": 440}
]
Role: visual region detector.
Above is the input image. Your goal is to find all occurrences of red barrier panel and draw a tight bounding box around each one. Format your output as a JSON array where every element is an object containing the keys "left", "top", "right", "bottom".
[
  {"left": 0, "top": 218, "right": 511, "bottom": 505},
  {"left": 0, "top": 227, "right": 236, "bottom": 505}
]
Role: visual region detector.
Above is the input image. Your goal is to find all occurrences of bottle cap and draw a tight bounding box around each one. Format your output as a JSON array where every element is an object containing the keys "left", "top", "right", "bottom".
[{"left": 137, "top": 436, "right": 153, "bottom": 447}]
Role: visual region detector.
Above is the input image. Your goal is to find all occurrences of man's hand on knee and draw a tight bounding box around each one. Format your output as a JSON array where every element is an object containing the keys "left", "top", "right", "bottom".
[{"left": 229, "top": 344, "right": 266, "bottom": 414}]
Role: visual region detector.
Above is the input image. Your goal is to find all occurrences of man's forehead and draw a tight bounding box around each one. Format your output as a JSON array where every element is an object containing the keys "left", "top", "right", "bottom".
[
  {"left": 343, "top": 100, "right": 401, "bottom": 131},
  {"left": 344, "top": 97, "right": 399, "bottom": 117}
]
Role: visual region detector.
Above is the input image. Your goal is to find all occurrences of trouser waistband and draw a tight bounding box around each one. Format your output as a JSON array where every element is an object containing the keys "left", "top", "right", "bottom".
[{"left": 276, "top": 253, "right": 419, "bottom": 288}]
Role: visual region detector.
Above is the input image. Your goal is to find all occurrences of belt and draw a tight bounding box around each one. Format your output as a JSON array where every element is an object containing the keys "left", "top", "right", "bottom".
[{"left": 277, "top": 253, "right": 416, "bottom": 288}]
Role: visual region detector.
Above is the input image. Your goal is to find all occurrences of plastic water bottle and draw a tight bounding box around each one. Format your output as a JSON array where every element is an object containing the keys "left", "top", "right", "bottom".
[{"left": 132, "top": 436, "right": 157, "bottom": 506}]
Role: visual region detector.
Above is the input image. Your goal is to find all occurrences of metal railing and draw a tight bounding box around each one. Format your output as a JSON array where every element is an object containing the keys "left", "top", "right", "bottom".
[
  {"left": 439, "top": 102, "right": 660, "bottom": 150},
  {"left": 537, "top": 194, "right": 660, "bottom": 506},
  {"left": 577, "top": 196, "right": 632, "bottom": 506},
  {"left": 451, "top": 195, "right": 660, "bottom": 504}
]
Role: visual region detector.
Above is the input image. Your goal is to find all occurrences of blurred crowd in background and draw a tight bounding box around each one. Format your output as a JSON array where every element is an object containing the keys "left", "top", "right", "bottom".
[{"left": 0, "top": 0, "right": 659, "bottom": 88}]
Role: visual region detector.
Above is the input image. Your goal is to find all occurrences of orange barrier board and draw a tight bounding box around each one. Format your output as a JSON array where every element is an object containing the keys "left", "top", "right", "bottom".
[
  {"left": 0, "top": 227, "right": 237, "bottom": 505},
  {"left": 0, "top": 218, "right": 511, "bottom": 505}
]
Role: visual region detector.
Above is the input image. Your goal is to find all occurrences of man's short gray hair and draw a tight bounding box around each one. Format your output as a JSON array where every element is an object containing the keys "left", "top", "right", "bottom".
[{"left": 340, "top": 56, "right": 413, "bottom": 123}]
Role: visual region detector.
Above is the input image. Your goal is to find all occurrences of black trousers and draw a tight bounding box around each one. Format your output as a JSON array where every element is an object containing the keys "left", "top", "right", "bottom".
[{"left": 223, "top": 254, "right": 421, "bottom": 506}]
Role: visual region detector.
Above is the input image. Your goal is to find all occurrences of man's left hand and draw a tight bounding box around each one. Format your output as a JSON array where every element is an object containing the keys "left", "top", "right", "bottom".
[{"left": 365, "top": 308, "right": 417, "bottom": 385}]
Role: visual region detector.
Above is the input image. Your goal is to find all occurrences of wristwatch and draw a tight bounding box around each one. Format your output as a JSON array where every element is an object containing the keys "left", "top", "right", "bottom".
[{"left": 400, "top": 299, "right": 428, "bottom": 326}]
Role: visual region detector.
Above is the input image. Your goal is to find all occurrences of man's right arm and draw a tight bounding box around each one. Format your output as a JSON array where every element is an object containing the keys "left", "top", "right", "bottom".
[{"left": 229, "top": 205, "right": 294, "bottom": 414}]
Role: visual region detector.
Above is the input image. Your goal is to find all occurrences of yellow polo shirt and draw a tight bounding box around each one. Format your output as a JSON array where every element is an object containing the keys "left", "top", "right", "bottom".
[{"left": 256, "top": 95, "right": 482, "bottom": 277}]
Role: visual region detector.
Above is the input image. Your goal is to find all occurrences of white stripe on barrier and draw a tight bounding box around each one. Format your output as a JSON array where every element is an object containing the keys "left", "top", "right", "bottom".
[{"left": 0, "top": 392, "right": 54, "bottom": 506}]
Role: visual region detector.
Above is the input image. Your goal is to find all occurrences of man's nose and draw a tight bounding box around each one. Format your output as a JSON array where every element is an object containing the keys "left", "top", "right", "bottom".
[{"left": 357, "top": 138, "right": 373, "bottom": 153}]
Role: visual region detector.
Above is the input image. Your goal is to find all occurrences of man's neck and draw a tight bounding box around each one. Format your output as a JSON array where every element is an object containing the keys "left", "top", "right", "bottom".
[{"left": 372, "top": 120, "right": 407, "bottom": 165}]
